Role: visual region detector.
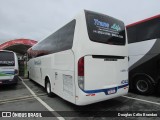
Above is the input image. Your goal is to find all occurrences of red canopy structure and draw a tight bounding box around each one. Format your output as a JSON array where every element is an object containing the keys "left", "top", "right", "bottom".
[{"left": 0, "top": 39, "right": 37, "bottom": 54}]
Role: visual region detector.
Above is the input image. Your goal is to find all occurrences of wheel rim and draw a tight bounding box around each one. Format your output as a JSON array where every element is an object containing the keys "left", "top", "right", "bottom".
[
  {"left": 46, "top": 82, "right": 51, "bottom": 94},
  {"left": 136, "top": 80, "right": 148, "bottom": 92}
]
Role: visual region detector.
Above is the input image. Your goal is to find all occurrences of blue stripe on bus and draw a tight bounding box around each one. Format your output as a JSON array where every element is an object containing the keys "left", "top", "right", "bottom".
[
  {"left": 117, "top": 84, "right": 129, "bottom": 89},
  {"left": 2, "top": 71, "right": 14, "bottom": 75},
  {"left": 81, "top": 84, "right": 128, "bottom": 94}
]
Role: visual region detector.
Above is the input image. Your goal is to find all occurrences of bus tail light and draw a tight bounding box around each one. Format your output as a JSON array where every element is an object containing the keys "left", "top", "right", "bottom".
[
  {"left": 78, "top": 57, "right": 84, "bottom": 90},
  {"left": 14, "top": 69, "right": 19, "bottom": 75}
]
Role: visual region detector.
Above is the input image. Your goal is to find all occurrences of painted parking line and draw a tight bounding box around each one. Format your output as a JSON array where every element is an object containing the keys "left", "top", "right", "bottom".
[
  {"left": 0, "top": 93, "right": 46, "bottom": 102},
  {"left": 123, "top": 95, "right": 160, "bottom": 106},
  {"left": 0, "top": 93, "right": 46, "bottom": 104},
  {"left": 19, "top": 77, "right": 65, "bottom": 120},
  {"left": 0, "top": 96, "right": 35, "bottom": 104}
]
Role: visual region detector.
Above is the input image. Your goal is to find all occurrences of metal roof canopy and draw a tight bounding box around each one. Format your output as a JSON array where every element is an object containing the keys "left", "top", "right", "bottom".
[{"left": 0, "top": 39, "right": 37, "bottom": 55}]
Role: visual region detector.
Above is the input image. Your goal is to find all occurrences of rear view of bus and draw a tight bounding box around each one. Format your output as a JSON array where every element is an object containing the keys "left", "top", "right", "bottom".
[
  {"left": 74, "top": 10, "right": 128, "bottom": 105},
  {"left": 0, "top": 50, "right": 19, "bottom": 85},
  {"left": 27, "top": 10, "right": 128, "bottom": 105}
]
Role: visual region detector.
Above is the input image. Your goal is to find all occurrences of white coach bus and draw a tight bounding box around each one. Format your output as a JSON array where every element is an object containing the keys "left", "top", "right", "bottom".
[
  {"left": 27, "top": 10, "right": 128, "bottom": 105},
  {"left": 127, "top": 15, "right": 160, "bottom": 95},
  {"left": 0, "top": 50, "right": 19, "bottom": 85}
]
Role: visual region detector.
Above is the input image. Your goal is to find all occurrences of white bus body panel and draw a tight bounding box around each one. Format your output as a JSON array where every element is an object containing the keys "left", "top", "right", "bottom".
[
  {"left": 72, "top": 12, "right": 128, "bottom": 105},
  {"left": 85, "top": 56, "right": 128, "bottom": 90},
  {"left": 28, "top": 50, "right": 76, "bottom": 103}
]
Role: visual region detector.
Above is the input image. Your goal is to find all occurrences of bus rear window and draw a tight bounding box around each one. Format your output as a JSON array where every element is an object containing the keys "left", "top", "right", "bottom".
[
  {"left": 85, "top": 11, "right": 126, "bottom": 45},
  {"left": 0, "top": 52, "right": 15, "bottom": 66}
]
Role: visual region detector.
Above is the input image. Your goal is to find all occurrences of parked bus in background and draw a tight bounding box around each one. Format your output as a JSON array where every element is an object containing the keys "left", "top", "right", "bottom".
[
  {"left": 0, "top": 50, "right": 19, "bottom": 85},
  {"left": 27, "top": 10, "right": 128, "bottom": 105},
  {"left": 127, "top": 15, "right": 160, "bottom": 95}
]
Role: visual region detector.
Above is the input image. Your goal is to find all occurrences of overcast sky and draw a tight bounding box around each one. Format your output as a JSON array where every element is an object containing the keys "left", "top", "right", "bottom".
[{"left": 0, "top": 0, "right": 159, "bottom": 44}]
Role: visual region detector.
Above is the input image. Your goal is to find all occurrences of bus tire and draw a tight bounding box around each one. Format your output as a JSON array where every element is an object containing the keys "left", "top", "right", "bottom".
[
  {"left": 134, "top": 76, "right": 154, "bottom": 95},
  {"left": 45, "top": 79, "right": 52, "bottom": 97}
]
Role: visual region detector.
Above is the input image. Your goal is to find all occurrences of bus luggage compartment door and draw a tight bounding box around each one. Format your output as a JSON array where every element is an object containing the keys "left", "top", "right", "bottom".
[{"left": 84, "top": 55, "right": 128, "bottom": 92}]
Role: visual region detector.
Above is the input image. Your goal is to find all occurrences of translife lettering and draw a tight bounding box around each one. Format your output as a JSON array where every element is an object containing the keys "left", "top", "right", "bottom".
[{"left": 94, "top": 19, "right": 109, "bottom": 28}]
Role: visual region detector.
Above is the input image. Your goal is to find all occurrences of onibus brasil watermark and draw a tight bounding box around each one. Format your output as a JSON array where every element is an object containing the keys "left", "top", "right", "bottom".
[{"left": 1, "top": 112, "right": 42, "bottom": 118}]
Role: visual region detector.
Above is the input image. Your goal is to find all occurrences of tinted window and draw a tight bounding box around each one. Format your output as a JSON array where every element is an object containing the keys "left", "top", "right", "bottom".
[
  {"left": 85, "top": 10, "right": 126, "bottom": 45},
  {"left": 0, "top": 51, "right": 15, "bottom": 66},
  {"left": 127, "top": 17, "right": 160, "bottom": 43},
  {"left": 30, "top": 20, "right": 76, "bottom": 57}
]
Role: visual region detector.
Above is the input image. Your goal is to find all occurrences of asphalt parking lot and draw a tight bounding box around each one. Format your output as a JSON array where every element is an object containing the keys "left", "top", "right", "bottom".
[{"left": 0, "top": 77, "right": 160, "bottom": 120}]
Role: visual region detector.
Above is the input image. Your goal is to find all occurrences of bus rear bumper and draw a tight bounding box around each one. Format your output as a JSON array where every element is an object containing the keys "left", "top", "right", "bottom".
[
  {"left": 0, "top": 75, "right": 18, "bottom": 85},
  {"left": 75, "top": 86, "right": 129, "bottom": 105}
]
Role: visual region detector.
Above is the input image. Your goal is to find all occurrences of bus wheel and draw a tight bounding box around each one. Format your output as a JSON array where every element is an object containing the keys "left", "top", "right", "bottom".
[
  {"left": 134, "top": 76, "right": 154, "bottom": 95},
  {"left": 45, "top": 80, "right": 52, "bottom": 97}
]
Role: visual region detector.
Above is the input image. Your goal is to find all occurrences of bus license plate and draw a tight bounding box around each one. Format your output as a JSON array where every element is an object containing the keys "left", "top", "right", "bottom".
[{"left": 107, "top": 89, "right": 116, "bottom": 95}]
